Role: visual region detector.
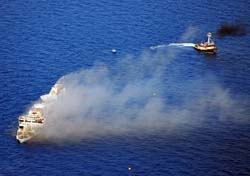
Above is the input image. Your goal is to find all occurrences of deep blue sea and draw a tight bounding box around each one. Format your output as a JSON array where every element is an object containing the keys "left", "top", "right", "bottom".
[{"left": 1, "top": 0, "right": 250, "bottom": 175}]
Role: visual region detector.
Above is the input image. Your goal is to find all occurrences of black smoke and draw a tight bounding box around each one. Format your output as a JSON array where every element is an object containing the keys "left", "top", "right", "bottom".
[{"left": 216, "top": 22, "right": 246, "bottom": 38}]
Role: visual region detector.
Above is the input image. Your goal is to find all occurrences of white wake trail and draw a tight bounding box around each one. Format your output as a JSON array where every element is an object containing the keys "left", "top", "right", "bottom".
[
  {"left": 168, "top": 43, "right": 195, "bottom": 47},
  {"left": 150, "top": 44, "right": 168, "bottom": 50},
  {"left": 150, "top": 43, "right": 195, "bottom": 50}
]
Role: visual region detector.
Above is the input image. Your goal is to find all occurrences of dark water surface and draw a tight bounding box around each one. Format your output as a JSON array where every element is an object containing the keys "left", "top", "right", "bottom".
[{"left": 0, "top": 0, "right": 250, "bottom": 175}]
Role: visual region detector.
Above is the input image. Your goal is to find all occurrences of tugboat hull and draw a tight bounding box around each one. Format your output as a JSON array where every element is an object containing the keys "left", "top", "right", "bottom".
[{"left": 194, "top": 44, "right": 216, "bottom": 52}]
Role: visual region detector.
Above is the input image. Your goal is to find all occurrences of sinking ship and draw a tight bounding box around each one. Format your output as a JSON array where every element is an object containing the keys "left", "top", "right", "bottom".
[
  {"left": 16, "top": 83, "right": 65, "bottom": 143},
  {"left": 194, "top": 32, "right": 216, "bottom": 53}
]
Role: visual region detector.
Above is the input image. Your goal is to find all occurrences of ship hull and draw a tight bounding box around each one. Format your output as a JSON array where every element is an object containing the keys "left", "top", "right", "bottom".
[
  {"left": 16, "top": 136, "right": 33, "bottom": 143},
  {"left": 16, "top": 122, "right": 43, "bottom": 143}
]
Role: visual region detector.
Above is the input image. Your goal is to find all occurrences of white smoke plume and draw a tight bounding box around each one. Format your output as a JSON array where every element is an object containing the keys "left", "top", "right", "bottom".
[
  {"left": 33, "top": 28, "right": 249, "bottom": 142},
  {"left": 180, "top": 26, "right": 199, "bottom": 41}
]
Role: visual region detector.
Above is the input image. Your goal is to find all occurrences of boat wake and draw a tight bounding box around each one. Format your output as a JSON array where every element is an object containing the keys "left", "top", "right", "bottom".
[
  {"left": 168, "top": 43, "right": 195, "bottom": 47},
  {"left": 150, "top": 43, "right": 195, "bottom": 50},
  {"left": 150, "top": 44, "right": 168, "bottom": 50}
]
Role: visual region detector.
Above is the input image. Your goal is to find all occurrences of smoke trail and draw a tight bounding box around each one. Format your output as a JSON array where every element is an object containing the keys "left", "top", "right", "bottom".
[
  {"left": 39, "top": 50, "right": 170, "bottom": 141},
  {"left": 180, "top": 26, "right": 199, "bottom": 41},
  {"left": 216, "top": 22, "right": 247, "bottom": 37}
]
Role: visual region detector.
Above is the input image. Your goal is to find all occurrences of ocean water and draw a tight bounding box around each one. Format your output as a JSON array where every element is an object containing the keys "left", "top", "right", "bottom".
[{"left": 0, "top": 0, "right": 250, "bottom": 175}]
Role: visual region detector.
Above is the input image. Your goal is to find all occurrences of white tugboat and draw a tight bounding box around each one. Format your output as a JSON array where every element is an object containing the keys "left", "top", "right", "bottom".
[
  {"left": 16, "top": 82, "right": 65, "bottom": 143},
  {"left": 194, "top": 32, "right": 216, "bottom": 53}
]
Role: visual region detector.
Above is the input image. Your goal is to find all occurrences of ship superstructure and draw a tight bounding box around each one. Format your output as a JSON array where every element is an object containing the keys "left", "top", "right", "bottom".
[{"left": 16, "top": 83, "right": 65, "bottom": 143}]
